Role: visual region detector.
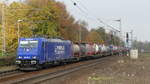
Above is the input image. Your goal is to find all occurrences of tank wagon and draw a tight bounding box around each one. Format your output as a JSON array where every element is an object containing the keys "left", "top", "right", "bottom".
[{"left": 16, "top": 37, "right": 128, "bottom": 70}]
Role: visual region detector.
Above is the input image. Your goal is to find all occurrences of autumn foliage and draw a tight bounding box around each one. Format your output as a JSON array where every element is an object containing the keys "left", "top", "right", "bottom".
[{"left": 0, "top": 0, "right": 121, "bottom": 54}]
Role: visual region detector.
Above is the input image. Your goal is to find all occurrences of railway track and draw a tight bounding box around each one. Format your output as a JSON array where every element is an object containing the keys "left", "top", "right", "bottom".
[
  {"left": 0, "top": 68, "right": 18, "bottom": 77},
  {"left": 0, "top": 55, "right": 116, "bottom": 84},
  {"left": 14, "top": 60, "right": 104, "bottom": 84},
  {"left": 0, "top": 68, "right": 26, "bottom": 81},
  {"left": 0, "top": 69, "right": 18, "bottom": 75}
]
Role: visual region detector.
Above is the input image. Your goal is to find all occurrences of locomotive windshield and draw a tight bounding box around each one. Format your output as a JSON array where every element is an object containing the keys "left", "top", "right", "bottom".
[{"left": 19, "top": 40, "right": 38, "bottom": 48}]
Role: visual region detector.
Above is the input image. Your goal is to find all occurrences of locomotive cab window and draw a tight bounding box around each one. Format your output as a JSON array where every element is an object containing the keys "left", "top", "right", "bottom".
[{"left": 19, "top": 40, "right": 38, "bottom": 48}]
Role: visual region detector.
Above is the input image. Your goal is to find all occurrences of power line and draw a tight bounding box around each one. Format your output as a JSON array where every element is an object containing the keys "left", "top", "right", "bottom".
[
  {"left": 70, "top": 0, "right": 122, "bottom": 45},
  {"left": 73, "top": 0, "right": 89, "bottom": 12},
  {"left": 70, "top": 0, "right": 104, "bottom": 27},
  {"left": 70, "top": 0, "right": 120, "bottom": 33},
  {"left": 97, "top": 19, "right": 120, "bottom": 32},
  {"left": 70, "top": 0, "right": 88, "bottom": 15},
  {"left": 70, "top": 0, "right": 100, "bottom": 26}
]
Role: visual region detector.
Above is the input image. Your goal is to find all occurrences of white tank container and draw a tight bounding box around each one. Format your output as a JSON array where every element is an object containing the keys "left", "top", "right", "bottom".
[
  {"left": 93, "top": 44, "right": 99, "bottom": 53},
  {"left": 101, "top": 45, "right": 107, "bottom": 52},
  {"left": 73, "top": 44, "right": 80, "bottom": 53}
]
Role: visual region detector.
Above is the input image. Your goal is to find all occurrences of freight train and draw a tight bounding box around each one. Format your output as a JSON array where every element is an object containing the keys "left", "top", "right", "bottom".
[{"left": 16, "top": 37, "right": 128, "bottom": 70}]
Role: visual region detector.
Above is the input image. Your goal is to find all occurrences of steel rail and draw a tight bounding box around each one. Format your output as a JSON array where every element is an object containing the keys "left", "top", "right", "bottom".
[{"left": 13, "top": 56, "right": 114, "bottom": 84}]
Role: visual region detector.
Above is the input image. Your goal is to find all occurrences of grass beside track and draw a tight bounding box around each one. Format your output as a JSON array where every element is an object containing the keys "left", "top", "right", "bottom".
[
  {"left": 0, "top": 66, "right": 17, "bottom": 72},
  {"left": 141, "top": 53, "right": 150, "bottom": 58},
  {"left": 0, "top": 57, "right": 15, "bottom": 66},
  {"left": 0, "top": 52, "right": 16, "bottom": 59},
  {"left": 0, "top": 52, "right": 16, "bottom": 66}
]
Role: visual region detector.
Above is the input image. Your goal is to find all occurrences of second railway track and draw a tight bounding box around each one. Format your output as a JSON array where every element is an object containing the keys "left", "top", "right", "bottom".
[{"left": 0, "top": 68, "right": 26, "bottom": 79}]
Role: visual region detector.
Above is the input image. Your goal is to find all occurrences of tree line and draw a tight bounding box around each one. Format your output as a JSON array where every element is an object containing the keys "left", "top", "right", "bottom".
[
  {"left": 132, "top": 40, "right": 150, "bottom": 52},
  {"left": 0, "top": 0, "right": 121, "bottom": 54}
]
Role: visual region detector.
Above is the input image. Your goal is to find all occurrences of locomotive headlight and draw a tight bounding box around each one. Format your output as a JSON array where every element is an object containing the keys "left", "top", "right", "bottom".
[
  {"left": 18, "top": 56, "right": 22, "bottom": 59},
  {"left": 31, "top": 60, "right": 36, "bottom": 64},
  {"left": 32, "top": 56, "right": 37, "bottom": 59},
  {"left": 16, "top": 60, "right": 21, "bottom": 64}
]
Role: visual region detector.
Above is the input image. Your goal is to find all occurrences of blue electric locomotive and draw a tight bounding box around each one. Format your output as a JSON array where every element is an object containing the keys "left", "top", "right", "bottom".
[{"left": 16, "top": 38, "right": 73, "bottom": 70}]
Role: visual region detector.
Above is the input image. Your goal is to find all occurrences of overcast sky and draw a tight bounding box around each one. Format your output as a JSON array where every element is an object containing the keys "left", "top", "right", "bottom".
[{"left": 5, "top": 0, "right": 150, "bottom": 41}]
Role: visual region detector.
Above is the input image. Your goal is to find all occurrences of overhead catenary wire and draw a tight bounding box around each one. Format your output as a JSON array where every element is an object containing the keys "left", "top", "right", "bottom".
[
  {"left": 70, "top": 0, "right": 104, "bottom": 27},
  {"left": 73, "top": 0, "right": 89, "bottom": 13},
  {"left": 70, "top": 0, "right": 90, "bottom": 17},
  {"left": 97, "top": 19, "right": 120, "bottom": 32},
  {"left": 72, "top": 0, "right": 122, "bottom": 42},
  {"left": 70, "top": 0, "right": 103, "bottom": 27},
  {"left": 70, "top": 0, "right": 120, "bottom": 33},
  {"left": 70, "top": 0, "right": 120, "bottom": 39},
  {"left": 70, "top": 0, "right": 121, "bottom": 45}
]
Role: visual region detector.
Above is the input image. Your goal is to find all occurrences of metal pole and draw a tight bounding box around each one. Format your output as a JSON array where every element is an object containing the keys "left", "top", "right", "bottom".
[
  {"left": 17, "top": 20, "right": 23, "bottom": 43},
  {"left": 1, "top": 3, "right": 6, "bottom": 56},
  {"left": 131, "top": 30, "right": 133, "bottom": 49},
  {"left": 79, "top": 26, "right": 81, "bottom": 43},
  {"left": 113, "top": 19, "right": 122, "bottom": 46},
  {"left": 17, "top": 22, "right": 20, "bottom": 43},
  {"left": 119, "top": 19, "right": 122, "bottom": 46}
]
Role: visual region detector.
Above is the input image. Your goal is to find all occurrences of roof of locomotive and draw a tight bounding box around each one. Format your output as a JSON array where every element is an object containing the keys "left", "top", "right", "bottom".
[{"left": 19, "top": 37, "right": 71, "bottom": 43}]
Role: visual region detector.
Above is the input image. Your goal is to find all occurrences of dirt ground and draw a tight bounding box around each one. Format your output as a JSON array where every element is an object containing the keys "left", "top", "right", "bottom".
[
  {"left": 0, "top": 66, "right": 17, "bottom": 72},
  {"left": 39, "top": 53, "right": 150, "bottom": 84}
]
